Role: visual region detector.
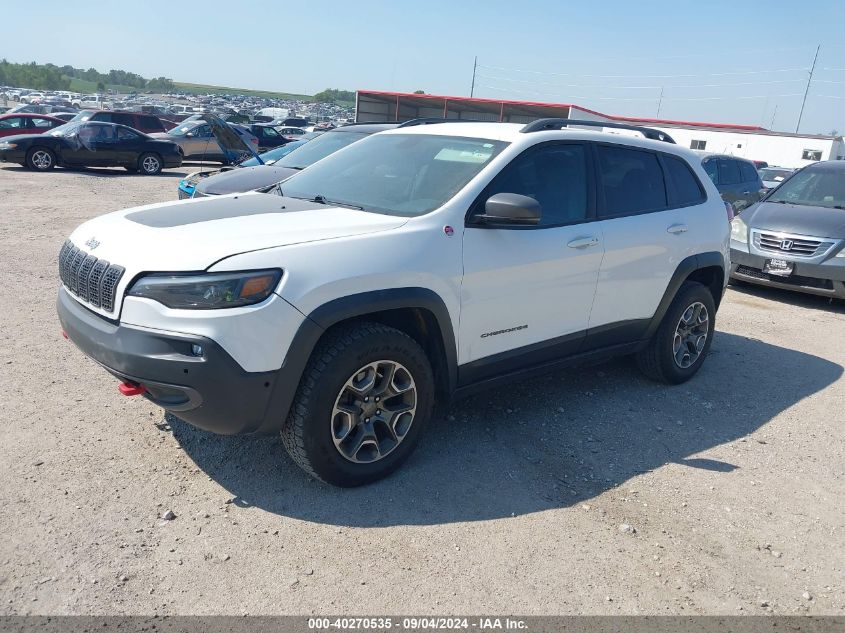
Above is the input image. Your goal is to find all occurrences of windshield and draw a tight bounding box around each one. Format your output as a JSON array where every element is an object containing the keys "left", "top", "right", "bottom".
[
  {"left": 759, "top": 168, "right": 794, "bottom": 182},
  {"left": 47, "top": 122, "right": 82, "bottom": 137},
  {"left": 168, "top": 123, "right": 197, "bottom": 137},
  {"left": 279, "top": 133, "right": 508, "bottom": 217},
  {"left": 240, "top": 140, "right": 307, "bottom": 167},
  {"left": 70, "top": 110, "right": 97, "bottom": 122},
  {"left": 767, "top": 168, "right": 845, "bottom": 209},
  {"left": 277, "top": 130, "right": 371, "bottom": 170}
]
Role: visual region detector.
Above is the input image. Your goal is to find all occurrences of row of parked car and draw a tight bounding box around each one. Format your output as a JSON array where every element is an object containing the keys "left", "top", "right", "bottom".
[{"left": 0, "top": 106, "right": 324, "bottom": 174}]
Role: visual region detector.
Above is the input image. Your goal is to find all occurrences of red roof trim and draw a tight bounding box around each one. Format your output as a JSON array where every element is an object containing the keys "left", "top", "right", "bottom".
[
  {"left": 357, "top": 90, "right": 769, "bottom": 132},
  {"left": 356, "top": 89, "right": 576, "bottom": 110}
]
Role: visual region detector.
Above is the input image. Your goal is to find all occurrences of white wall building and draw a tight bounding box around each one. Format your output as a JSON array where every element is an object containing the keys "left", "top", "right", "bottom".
[{"left": 356, "top": 91, "right": 844, "bottom": 169}]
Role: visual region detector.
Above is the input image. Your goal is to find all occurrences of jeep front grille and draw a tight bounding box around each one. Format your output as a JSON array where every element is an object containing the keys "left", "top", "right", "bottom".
[
  {"left": 58, "top": 241, "right": 125, "bottom": 312},
  {"left": 752, "top": 231, "right": 833, "bottom": 257}
]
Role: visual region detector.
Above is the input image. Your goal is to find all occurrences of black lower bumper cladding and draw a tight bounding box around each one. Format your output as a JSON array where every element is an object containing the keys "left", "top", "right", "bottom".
[{"left": 56, "top": 287, "right": 277, "bottom": 435}]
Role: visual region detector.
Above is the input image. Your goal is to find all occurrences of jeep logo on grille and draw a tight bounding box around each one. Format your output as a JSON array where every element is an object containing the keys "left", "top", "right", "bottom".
[
  {"left": 85, "top": 237, "right": 100, "bottom": 250},
  {"left": 780, "top": 239, "right": 794, "bottom": 251}
]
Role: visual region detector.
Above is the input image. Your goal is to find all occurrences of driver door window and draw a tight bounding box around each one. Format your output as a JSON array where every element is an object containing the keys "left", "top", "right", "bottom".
[{"left": 478, "top": 143, "right": 589, "bottom": 227}]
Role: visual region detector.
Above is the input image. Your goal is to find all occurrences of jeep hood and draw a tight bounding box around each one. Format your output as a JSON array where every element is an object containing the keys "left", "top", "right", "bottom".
[
  {"left": 66, "top": 193, "right": 408, "bottom": 316},
  {"left": 744, "top": 200, "right": 845, "bottom": 237}
]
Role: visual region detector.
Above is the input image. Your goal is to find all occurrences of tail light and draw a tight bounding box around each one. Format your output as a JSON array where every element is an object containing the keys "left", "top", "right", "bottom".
[{"left": 724, "top": 201, "right": 735, "bottom": 222}]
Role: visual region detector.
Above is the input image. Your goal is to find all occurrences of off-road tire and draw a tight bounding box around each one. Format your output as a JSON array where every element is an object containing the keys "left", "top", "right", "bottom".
[
  {"left": 281, "top": 321, "right": 435, "bottom": 487},
  {"left": 637, "top": 281, "right": 716, "bottom": 384}
]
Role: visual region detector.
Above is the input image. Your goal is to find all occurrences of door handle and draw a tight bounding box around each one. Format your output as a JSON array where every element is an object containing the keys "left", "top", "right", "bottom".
[
  {"left": 742, "top": 191, "right": 751, "bottom": 195},
  {"left": 667, "top": 224, "right": 688, "bottom": 234},
  {"left": 567, "top": 236, "right": 599, "bottom": 249}
]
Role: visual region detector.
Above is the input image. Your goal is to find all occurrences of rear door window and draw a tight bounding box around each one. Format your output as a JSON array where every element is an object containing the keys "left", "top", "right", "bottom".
[
  {"left": 718, "top": 159, "right": 742, "bottom": 185},
  {"left": 597, "top": 145, "right": 667, "bottom": 217},
  {"left": 111, "top": 113, "right": 133, "bottom": 127},
  {"left": 30, "top": 117, "right": 56, "bottom": 128}
]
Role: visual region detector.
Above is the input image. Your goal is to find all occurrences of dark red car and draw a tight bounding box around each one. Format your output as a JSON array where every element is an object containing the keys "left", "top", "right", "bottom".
[{"left": 0, "top": 113, "right": 66, "bottom": 138}]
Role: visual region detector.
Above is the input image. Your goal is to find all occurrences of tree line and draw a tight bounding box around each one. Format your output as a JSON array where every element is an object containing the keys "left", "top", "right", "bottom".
[
  {"left": 314, "top": 88, "right": 356, "bottom": 103},
  {"left": 0, "top": 59, "right": 174, "bottom": 93}
]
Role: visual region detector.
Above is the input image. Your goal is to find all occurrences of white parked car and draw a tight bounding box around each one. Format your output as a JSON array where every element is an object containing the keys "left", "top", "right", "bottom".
[
  {"left": 19, "top": 91, "right": 46, "bottom": 104},
  {"left": 71, "top": 94, "right": 110, "bottom": 109},
  {"left": 57, "top": 119, "right": 730, "bottom": 486}
]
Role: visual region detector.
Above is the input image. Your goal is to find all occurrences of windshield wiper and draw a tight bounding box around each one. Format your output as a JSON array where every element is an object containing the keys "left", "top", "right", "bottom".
[{"left": 310, "top": 194, "right": 364, "bottom": 210}]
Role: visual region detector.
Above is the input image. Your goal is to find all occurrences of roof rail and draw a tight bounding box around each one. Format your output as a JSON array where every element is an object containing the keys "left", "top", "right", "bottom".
[
  {"left": 520, "top": 118, "right": 676, "bottom": 144},
  {"left": 398, "top": 117, "right": 482, "bottom": 128}
]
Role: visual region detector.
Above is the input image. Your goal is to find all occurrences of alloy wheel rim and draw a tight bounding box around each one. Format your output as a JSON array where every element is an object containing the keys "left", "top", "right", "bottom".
[
  {"left": 673, "top": 301, "right": 709, "bottom": 369},
  {"left": 331, "top": 360, "right": 417, "bottom": 464},
  {"left": 32, "top": 150, "right": 51, "bottom": 169},
  {"left": 142, "top": 156, "right": 159, "bottom": 173}
]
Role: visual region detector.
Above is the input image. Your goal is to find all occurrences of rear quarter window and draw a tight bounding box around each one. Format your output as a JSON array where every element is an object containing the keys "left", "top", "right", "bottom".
[
  {"left": 739, "top": 161, "right": 759, "bottom": 183},
  {"left": 663, "top": 155, "right": 705, "bottom": 207},
  {"left": 141, "top": 116, "right": 164, "bottom": 131}
]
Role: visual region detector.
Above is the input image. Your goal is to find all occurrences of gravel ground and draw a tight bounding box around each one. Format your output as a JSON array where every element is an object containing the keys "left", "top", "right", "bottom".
[{"left": 0, "top": 163, "right": 843, "bottom": 616}]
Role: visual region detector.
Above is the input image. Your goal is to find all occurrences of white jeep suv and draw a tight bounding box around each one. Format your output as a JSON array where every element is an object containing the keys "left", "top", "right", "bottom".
[{"left": 57, "top": 119, "right": 730, "bottom": 486}]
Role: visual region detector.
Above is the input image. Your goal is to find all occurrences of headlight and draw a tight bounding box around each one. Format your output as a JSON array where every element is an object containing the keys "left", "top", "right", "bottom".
[
  {"left": 730, "top": 216, "right": 748, "bottom": 244},
  {"left": 0, "top": 142, "right": 17, "bottom": 150},
  {"left": 128, "top": 269, "right": 282, "bottom": 309}
]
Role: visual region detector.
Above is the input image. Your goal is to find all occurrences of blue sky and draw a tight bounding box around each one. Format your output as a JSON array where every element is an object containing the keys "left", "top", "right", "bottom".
[{"left": 3, "top": 0, "right": 844, "bottom": 134}]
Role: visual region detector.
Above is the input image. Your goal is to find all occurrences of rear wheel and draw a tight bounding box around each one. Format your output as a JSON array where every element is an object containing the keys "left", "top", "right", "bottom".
[
  {"left": 281, "top": 322, "right": 435, "bottom": 487},
  {"left": 637, "top": 281, "right": 716, "bottom": 384},
  {"left": 138, "top": 152, "right": 162, "bottom": 175},
  {"left": 26, "top": 147, "right": 55, "bottom": 171}
]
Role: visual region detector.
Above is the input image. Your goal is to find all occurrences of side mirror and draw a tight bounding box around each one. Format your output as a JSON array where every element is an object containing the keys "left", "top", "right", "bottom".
[
  {"left": 185, "top": 131, "right": 195, "bottom": 138},
  {"left": 475, "top": 193, "right": 541, "bottom": 226}
]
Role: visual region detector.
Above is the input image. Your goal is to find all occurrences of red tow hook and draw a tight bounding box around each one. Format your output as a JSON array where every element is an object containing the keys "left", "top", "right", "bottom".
[
  {"left": 61, "top": 330, "right": 69, "bottom": 340},
  {"left": 118, "top": 382, "right": 147, "bottom": 397}
]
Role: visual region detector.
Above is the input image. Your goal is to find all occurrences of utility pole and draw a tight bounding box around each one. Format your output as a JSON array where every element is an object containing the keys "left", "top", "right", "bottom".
[
  {"left": 796, "top": 45, "right": 820, "bottom": 134},
  {"left": 656, "top": 86, "right": 664, "bottom": 118},
  {"left": 770, "top": 104, "right": 778, "bottom": 130},
  {"left": 470, "top": 56, "right": 478, "bottom": 98}
]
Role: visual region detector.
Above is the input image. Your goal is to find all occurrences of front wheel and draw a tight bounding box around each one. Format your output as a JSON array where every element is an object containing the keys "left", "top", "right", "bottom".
[
  {"left": 138, "top": 152, "right": 162, "bottom": 175},
  {"left": 26, "top": 148, "right": 55, "bottom": 171},
  {"left": 281, "top": 322, "right": 435, "bottom": 487},
  {"left": 637, "top": 281, "right": 716, "bottom": 384}
]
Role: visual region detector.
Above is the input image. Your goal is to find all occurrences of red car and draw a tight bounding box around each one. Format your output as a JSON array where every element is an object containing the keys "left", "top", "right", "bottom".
[{"left": 0, "top": 113, "right": 66, "bottom": 138}]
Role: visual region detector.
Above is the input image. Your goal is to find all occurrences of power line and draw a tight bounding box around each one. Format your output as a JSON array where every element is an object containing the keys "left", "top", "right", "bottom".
[
  {"left": 481, "top": 85, "right": 803, "bottom": 103},
  {"left": 476, "top": 63, "right": 810, "bottom": 80},
  {"left": 475, "top": 72, "right": 807, "bottom": 91}
]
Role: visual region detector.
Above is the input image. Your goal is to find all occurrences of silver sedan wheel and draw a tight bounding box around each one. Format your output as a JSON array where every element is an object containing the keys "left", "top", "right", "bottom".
[
  {"left": 331, "top": 360, "right": 417, "bottom": 464},
  {"left": 31, "top": 150, "right": 52, "bottom": 169},
  {"left": 673, "top": 301, "right": 709, "bottom": 369},
  {"left": 141, "top": 155, "right": 160, "bottom": 174}
]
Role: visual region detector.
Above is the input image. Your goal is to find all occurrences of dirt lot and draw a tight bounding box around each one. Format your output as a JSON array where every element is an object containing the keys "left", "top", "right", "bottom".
[{"left": 0, "top": 163, "right": 843, "bottom": 616}]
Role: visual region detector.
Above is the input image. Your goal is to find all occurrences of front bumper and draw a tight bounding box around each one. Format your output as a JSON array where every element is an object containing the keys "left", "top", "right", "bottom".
[
  {"left": 57, "top": 287, "right": 281, "bottom": 434},
  {"left": 0, "top": 149, "right": 26, "bottom": 163},
  {"left": 729, "top": 247, "right": 845, "bottom": 299}
]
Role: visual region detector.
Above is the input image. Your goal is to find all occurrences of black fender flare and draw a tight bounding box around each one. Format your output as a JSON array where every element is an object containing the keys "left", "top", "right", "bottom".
[
  {"left": 643, "top": 251, "right": 726, "bottom": 340},
  {"left": 257, "top": 287, "right": 458, "bottom": 434}
]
